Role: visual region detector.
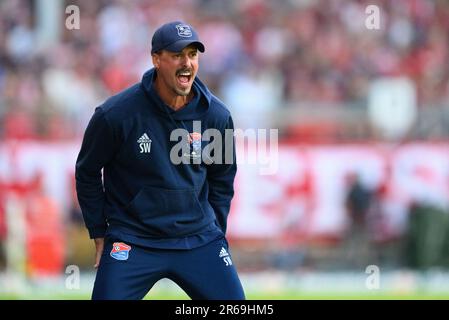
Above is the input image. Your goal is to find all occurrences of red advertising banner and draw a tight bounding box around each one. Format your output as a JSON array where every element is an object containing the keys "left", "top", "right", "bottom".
[{"left": 0, "top": 142, "right": 448, "bottom": 250}]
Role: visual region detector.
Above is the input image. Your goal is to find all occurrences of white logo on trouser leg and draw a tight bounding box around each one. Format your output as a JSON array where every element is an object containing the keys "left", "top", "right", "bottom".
[{"left": 219, "top": 247, "right": 233, "bottom": 266}]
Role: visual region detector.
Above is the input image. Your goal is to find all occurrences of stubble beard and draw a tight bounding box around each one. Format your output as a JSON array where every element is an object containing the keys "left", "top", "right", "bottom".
[{"left": 173, "top": 86, "right": 190, "bottom": 96}]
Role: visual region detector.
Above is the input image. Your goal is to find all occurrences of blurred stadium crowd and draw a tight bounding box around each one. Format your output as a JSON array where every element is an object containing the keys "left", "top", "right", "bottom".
[
  {"left": 1, "top": 0, "right": 449, "bottom": 140},
  {"left": 0, "top": 0, "right": 449, "bottom": 281}
]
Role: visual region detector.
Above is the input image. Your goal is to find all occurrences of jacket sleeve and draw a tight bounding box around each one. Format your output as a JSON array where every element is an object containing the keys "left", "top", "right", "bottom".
[
  {"left": 207, "top": 116, "right": 237, "bottom": 235},
  {"left": 75, "top": 107, "right": 119, "bottom": 239}
]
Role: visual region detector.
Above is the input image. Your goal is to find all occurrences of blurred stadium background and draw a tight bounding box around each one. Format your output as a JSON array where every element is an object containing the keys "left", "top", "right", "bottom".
[{"left": 1, "top": 0, "right": 449, "bottom": 299}]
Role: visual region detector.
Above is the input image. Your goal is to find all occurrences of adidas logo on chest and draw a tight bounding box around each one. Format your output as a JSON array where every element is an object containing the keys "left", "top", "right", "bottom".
[{"left": 137, "top": 133, "right": 152, "bottom": 153}]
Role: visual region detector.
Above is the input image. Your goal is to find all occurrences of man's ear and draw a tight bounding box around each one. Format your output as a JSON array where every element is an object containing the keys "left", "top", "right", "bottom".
[{"left": 152, "top": 53, "right": 160, "bottom": 69}]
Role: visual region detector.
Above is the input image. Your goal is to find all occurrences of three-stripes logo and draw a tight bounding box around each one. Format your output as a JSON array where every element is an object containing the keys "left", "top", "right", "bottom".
[
  {"left": 219, "top": 247, "right": 233, "bottom": 266},
  {"left": 138, "top": 133, "right": 152, "bottom": 154}
]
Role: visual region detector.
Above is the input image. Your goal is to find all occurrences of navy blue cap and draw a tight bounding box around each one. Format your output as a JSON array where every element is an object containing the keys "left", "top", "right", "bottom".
[{"left": 151, "top": 21, "right": 205, "bottom": 54}]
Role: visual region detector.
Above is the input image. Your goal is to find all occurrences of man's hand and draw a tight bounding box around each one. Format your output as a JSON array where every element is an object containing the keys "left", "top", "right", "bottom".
[{"left": 94, "top": 238, "right": 105, "bottom": 269}]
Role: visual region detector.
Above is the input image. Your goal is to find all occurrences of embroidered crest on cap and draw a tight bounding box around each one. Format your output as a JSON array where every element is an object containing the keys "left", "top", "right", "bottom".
[{"left": 176, "top": 24, "right": 192, "bottom": 37}]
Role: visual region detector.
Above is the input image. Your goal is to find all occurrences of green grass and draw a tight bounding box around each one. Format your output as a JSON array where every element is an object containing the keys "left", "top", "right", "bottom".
[{"left": 2, "top": 290, "right": 449, "bottom": 300}]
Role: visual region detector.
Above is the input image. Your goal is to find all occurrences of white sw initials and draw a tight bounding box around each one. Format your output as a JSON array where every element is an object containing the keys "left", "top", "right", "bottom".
[
  {"left": 223, "top": 256, "right": 232, "bottom": 266},
  {"left": 138, "top": 133, "right": 152, "bottom": 154},
  {"left": 219, "top": 247, "right": 233, "bottom": 266}
]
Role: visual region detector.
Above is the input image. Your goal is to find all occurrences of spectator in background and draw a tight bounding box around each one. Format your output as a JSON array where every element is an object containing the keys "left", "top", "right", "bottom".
[
  {"left": 66, "top": 173, "right": 92, "bottom": 270},
  {"left": 26, "top": 171, "right": 65, "bottom": 276},
  {"left": 345, "top": 173, "right": 373, "bottom": 229},
  {"left": 405, "top": 201, "right": 449, "bottom": 270},
  {"left": 343, "top": 172, "right": 375, "bottom": 268}
]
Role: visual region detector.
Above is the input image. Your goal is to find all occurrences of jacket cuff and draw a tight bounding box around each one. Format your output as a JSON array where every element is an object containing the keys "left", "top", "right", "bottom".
[{"left": 88, "top": 226, "right": 107, "bottom": 239}]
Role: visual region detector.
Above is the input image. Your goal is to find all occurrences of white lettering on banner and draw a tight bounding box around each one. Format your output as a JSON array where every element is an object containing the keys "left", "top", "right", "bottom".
[
  {"left": 1, "top": 143, "right": 448, "bottom": 241},
  {"left": 227, "top": 144, "right": 449, "bottom": 239},
  {"left": 229, "top": 146, "right": 308, "bottom": 237},
  {"left": 392, "top": 145, "right": 449, "bottom": 209},
  {"left": 307, "top": 146, "right": 386, "bottom": 234}
]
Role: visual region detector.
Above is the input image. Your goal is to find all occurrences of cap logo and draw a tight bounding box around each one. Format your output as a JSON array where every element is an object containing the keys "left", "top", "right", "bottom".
[{"left": 176, "top": 24, "right": 192, "bottom": 37}]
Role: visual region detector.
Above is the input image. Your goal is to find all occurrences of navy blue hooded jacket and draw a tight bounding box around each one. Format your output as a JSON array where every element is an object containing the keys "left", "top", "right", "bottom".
[{"left": 75, "top": 68, "right": 237, "bottom": 249}]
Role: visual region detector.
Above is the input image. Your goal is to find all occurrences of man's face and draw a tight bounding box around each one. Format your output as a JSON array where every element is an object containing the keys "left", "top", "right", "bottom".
[{"left": 152, "top": 45, "right": 199, "bottom": 96}]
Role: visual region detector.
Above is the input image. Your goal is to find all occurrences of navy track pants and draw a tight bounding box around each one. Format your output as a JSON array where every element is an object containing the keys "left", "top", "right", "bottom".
[{"left": 92, "top": 236, "right": 245, "bottom": 300}]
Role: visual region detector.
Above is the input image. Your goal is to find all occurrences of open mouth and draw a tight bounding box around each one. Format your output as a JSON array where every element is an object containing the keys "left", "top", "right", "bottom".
[{"left": 176, "top": 70, "right": 192, "bottom": 86}]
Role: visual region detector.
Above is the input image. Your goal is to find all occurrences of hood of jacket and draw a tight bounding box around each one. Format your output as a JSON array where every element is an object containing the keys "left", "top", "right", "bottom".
[{"left": 141, "top": 68, "right": 212, "bottom": 121}]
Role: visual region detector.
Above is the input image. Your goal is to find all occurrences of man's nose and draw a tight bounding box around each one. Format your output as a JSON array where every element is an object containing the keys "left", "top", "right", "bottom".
[{"left": 180, "top": 55, "right": 192, "bottom": 68}]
